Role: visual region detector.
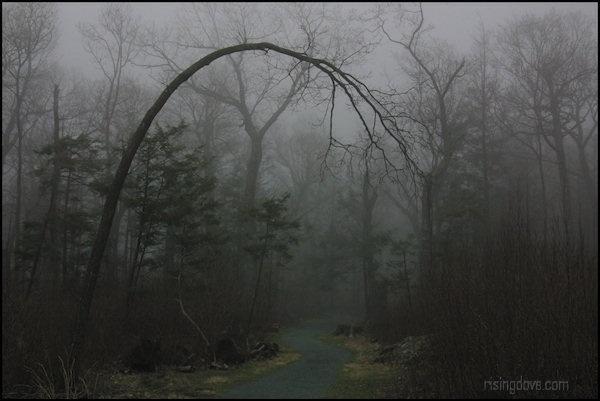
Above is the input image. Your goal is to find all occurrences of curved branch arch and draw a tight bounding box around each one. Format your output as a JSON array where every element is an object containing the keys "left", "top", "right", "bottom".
[{"left": 71, "top": 42, "right": 415, "bottom": 365}]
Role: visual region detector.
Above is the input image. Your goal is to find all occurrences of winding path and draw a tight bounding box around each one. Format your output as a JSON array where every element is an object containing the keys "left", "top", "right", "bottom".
[{"left": 220, "top": 320, "right": 352, "bottom": 399}]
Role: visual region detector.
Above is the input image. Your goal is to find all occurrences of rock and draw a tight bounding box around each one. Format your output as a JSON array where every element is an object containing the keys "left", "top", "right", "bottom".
[
  {"left": 215, "top": 338, "right": 245, "bottom": 365},
  {"left": 126, "top": 337, "right": 162, "bottom": 372}
]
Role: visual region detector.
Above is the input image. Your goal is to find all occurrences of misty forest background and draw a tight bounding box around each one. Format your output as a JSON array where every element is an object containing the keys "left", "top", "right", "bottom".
[{"left": 2, "top": 2, "right": 598, "bottom": 398}]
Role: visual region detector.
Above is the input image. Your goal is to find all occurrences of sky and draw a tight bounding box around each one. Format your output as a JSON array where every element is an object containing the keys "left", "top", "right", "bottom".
[
  {"left": 50, "top": 2, "right": 599, "bottom": 135},
  {"left": 54, "top": 2, "right": 598, "bottom": 77}
]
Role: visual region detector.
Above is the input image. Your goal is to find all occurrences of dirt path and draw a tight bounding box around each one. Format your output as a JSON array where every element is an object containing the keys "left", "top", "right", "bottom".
[{"left": 220, "top": 320, "right": 352, "bottom": 399}]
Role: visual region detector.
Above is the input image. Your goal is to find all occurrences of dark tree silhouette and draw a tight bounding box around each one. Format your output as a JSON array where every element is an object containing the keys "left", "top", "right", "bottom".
[{"left": 70, "top": 41, "right": 415, "bottom": 373}]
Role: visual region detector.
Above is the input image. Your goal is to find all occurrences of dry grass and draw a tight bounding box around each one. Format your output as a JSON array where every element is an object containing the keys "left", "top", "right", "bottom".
[
  {"left": 24, "top": 355, "right": 100, "bottom": 399},
  {"left": 95, "top": 346, "right": 301, "bottom": 399},
  {"left": 325, "top": 335, "right": 398, "bottom": 399}
]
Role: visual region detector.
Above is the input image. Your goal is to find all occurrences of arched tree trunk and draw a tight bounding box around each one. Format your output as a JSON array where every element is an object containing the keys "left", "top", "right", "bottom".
[{"left": 69, "top": 41, "right": 415, "bottom": 374}]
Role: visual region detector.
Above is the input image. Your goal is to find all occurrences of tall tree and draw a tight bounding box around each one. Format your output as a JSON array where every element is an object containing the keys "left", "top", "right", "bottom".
[
  {"left": 497, "top": 11, "right": 597, "bottom": 233},
  {"left": 376, "top": 4, "right": 467, "bottom": 272},
  {"left": 143, "top": 3, "right": 368, "bottom": 206},
  {"left": 26, "top": 84, "right": 61, "bottom": 298},
  {"left": 79, "top": 3, "right": 142, "bottom": 282},
  {"left": 2, "top": 2, "right": 56, "bottom": 291},
  {"left": 69, "top": 41, "right": 415, "bottom": 375}
]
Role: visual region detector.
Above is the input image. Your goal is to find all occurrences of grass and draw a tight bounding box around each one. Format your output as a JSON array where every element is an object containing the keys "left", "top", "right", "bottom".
[
  {"left": 95, "top": 346, "right": 301, "bottom": 399},
  {"left": 324, "top": 335, "right": 399, "bottom": 399}
]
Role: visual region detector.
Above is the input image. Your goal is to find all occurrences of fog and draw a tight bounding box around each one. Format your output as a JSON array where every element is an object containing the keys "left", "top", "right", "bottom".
[
  {"left": 54, "top": 3, "right": 596, "bottom": 74},
  {"left": 2, "top": 2, "right": 598, "bottom": 399},
  {"left": 52, "top": 2, "right": 597, "bottom": 134}
]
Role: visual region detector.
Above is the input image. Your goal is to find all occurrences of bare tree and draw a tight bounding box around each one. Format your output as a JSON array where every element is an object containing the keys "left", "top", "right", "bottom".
[
  {"left": 359, "top": 155, "right": 379, "bottom": 320},
  {"left": 26, "top": 84, "right": 61, "bottom": 298},
  {"left": 78, "top": 3, "right": 142, "bottom": 282},
  {"left": 2, "top": 2, "right": 56, "bottom": 168},
  {"left": 69, "top": 41, "right": 416, "bottom": 375},
  {"left": 78, "top": 3, "right": 141, "bottom": 155},
  {"left": 496, "top": 11, "right": 597, "bottom": 233},
  {"left": 272, "top": 125, "right": 328, "bottom": 214},
  {"left": 2, "top": 2, "right": 56, "bottom": 291},
  {"left": 375, "top": 4, "right": 467, "bottom": 272},
  {"left": 564, "top": 41, "right": 598, "bottom": 237},
  {"left": 469, "top": 22, "right": 499, "bottom": 227},
  {"left": 142, "top": 3, "right": 369, "bottom": 206}
]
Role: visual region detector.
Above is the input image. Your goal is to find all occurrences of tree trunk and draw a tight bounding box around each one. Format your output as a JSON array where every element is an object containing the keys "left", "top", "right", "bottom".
[
  {"left": 548, "top": 84, "right": 571, "bottom": 234},
  {"left": 3, "top": 217, "right": 14, "bottom": 296},
  {"left": 164, "top": 222, "right": 175, "bottom": 284},
  {"left": 244, "top": 134, "right": 263, "bottom": 207},
  {"left": 576, "top": 140, "right": 597, "bottom": 225},
  {"left": 70, "top": 42, "right": 389, "bottom": 375},
  {"left": 26, "top": 85, "right": 61, "bottom": 298},
  {"left": 480, "top": 89, "right": 490, "bottom": 228},
  {"left": 125, "top": 228, "right": 144, "bottom": 311},
  {"left": 361, "top": 167, "right": 377, "bottom": 319},
  {"left": 62, "top": 170, "right": 72, "bottom": 289},
  {"left": 246, "top": 223, "right": 269, "bottom": 337},
  {"left": 420, "top": 174, "right": 434, "bottom": 274},
  {"left": 477, "top": 27, "right": 491, "bottom": 229},
  {"left": 122, "top": 208, "right": 132, "bottom": 285},
  {"left": 535, "top": 137, "right": 549, "bottom": 242},
  {"left": 106, "top": 203, "right": 126, "bottom": 284},
  {"left": 14, "top": 93, "right": 24, "bottom": 291},
  {"left": 403, "top": 249, "right": 412, "bottom": 311}
]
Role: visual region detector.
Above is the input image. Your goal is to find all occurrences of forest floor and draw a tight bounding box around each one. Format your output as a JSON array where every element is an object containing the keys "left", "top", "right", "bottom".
[
  {"left": 95, "top": 330, "right": 302, "bottom": 399},
  {"left": 96, "top": 346, "right": 301, "bottom": 399},
  {"left": 325, "top": 335, "right": 399, "bottom": 398},
  {"left": 96, "top": 319, "right": 350, "bottom": 398},
  {"left": 96, "top": 319, "right": 421, "bottom": 398}
]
